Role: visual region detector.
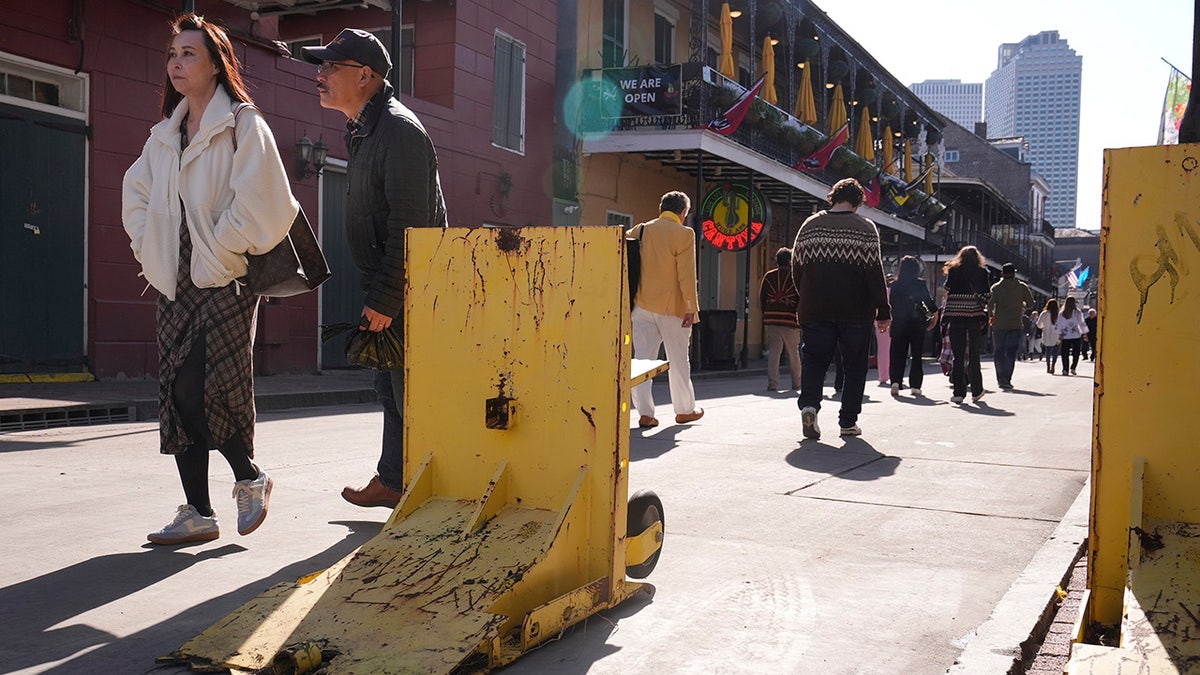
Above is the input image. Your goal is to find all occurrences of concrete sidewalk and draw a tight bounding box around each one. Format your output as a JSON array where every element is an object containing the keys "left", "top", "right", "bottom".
[{"left": 0, "top": 356, "right": 1092, "bottom": 674}]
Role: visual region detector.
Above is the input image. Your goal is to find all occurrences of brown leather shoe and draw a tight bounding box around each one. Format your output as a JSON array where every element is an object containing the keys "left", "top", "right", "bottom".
[
  {"left": 341, "top": 475, "right": 403, "bottom": 508},
  {"left": 638, "top": 415, "right": 659, "bottom": 428},
  {"left": 675, "top": 408, "right": 704, "bottom": 424}
]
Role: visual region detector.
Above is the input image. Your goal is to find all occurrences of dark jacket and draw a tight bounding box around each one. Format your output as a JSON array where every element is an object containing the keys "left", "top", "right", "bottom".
[
  {"left": 345, "top": 81, "right": 448, "bottom": 320},
  {"left": 888, "top": 276, "right": 935, "bottom": 333}
]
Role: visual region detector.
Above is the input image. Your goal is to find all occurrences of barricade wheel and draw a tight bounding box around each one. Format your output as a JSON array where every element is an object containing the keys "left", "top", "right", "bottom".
[{"left": 626, "top": 489, "right": 664, "bottom": 579}]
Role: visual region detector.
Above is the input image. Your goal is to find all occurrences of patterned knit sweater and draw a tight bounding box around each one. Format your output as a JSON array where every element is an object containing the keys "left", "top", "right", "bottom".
[
  {"left": 790, "top": 210, "right": 891, "bottom": 323},
  {"left": 759, "top": 268, "right": 801, "bottom": 328}
]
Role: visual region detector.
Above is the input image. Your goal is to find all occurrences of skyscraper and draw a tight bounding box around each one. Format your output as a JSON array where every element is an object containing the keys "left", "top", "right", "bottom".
[
  {"left": 985, "top": 31, "right": 1082, "bottom": 228},
  {"left": 909, "top": 79, "right": 983, "bottom": 129}
]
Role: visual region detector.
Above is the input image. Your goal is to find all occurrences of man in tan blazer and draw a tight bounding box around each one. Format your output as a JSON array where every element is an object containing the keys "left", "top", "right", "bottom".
[{"left": 628, "top": 191, "right": 705, "bottom": 428}]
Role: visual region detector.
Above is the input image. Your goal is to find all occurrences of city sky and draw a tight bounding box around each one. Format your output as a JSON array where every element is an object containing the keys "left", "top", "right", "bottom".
[{"left": 830, "top": 0, "right": 1193, "bottom": 232}]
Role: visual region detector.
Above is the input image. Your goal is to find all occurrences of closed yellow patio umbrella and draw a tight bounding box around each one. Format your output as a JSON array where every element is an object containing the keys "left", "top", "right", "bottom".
[
  {"left": 760, "top": 36, "right": 777, "bottom": 105},
  {"left": 828, "top": 84, "right": 847, "bottom": 138},
  {"left": 882, "top": 126, "right": 894, "bottom": 173},
  {"left": 855, "top": 107, "right": 875, "bottom": 162},
  {"left": 793, "top": 61, "right": 817, "bottom": 125},
  {"left": 719, "top": 3, "right": 735, "bottom": 79},
  {"left": 924, "top": 153, "right": 935, "bottom": 193}
]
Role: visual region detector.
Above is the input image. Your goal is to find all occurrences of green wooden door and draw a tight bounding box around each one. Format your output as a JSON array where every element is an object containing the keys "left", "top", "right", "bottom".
[
  {"left": 319, "top": 166, "right": 361, "bottom": 369},
  {"left": 0, "top": 104, "right": 86, "bottom": 374}
]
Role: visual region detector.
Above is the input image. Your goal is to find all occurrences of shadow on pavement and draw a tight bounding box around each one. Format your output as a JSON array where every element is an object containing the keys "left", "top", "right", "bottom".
[
  {"left": 956, "top": 401, "right": 1016, "bottom": 417},
  {"left": 0, "top": 543, "right": 247, "bottom": 672},
  {"left": 629, "top": 428, "right": 682, "bottom": 461},
  {"left": 13, "top": 520, "right": 381, "bottom": 675},
  {"left": 784, "top": 440, "right": 900, "bottom": 482}
]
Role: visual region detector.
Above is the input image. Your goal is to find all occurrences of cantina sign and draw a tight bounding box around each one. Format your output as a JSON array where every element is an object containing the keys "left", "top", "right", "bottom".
[{"left": 700, "top": 183, "right": 767, "bottom": 251}]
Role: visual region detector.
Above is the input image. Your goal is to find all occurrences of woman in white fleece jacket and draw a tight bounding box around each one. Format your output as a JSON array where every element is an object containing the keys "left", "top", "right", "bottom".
[{"left": 122, "top": 14, "right": 297, "bottom": 546}]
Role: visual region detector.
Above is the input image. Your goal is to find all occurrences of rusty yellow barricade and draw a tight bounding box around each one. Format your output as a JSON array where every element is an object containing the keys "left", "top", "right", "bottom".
[
  {"left": 1065, "top": 145, "right": 1200, "bottom": 672},
  {"left": 166, "top": 226, "right": 665, "bottom": 673}
]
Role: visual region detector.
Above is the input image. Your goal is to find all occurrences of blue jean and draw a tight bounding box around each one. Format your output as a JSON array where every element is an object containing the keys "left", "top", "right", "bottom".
[
  {"left": 373, "top": 369, "right": 405, "bottom": 491},
  {"left": 799, "top": 320, "right": 873, "bottom": 428},
  {"left": 992, "top": 328, "right": 1022, "bottom": 386}
]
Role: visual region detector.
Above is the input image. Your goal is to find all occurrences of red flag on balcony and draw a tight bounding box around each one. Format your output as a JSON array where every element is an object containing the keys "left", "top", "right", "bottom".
[
  {"left": 863, "top": 173, "right": 881, "bottom": 208},
  {"left": 705, "top": 75, "right": 766, "bottom": 135},
  {"left": 794, "top": 123, "right": 848, "bottom": 172}
]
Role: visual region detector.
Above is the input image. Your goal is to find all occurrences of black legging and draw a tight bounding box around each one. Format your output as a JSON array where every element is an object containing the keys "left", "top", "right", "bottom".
[
  {"left": 172, "top": 331, "right": 256, "bottom": 516},
  {"left": 1060, "top": 337, "right": 1084, "bottom": 374},
  {"left": 889, "top": 325, "right": 927, "bottom": 389}
]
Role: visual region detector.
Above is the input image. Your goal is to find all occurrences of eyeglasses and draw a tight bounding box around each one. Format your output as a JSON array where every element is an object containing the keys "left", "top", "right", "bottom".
[{"left": 316, "top": 61, "right": 362, "bottom": 75}]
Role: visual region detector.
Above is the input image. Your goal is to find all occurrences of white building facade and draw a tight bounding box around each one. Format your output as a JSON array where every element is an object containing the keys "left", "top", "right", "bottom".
[
  {"left": 985, "top": 31, "right": 1082, "bottom": 228},
  {"left": 909, "top": 79, "right": 983, "bottom": 129}
]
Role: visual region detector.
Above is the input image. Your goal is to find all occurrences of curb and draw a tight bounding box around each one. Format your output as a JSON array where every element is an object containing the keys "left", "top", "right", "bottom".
[{"left": 946, "top": 480, "right": 1091, "bottom": 674}]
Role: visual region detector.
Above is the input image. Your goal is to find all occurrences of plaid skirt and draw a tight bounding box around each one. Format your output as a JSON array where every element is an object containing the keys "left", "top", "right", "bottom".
[{"left": 156, "top": 218, "right": 259, "bottom": 456}]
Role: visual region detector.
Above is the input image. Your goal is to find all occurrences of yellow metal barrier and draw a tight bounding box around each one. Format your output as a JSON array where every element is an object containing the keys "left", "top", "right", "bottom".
[
  {"left": 163, "top": 226, "right": 664, "bottom": 672},
  {"left": 1069, "top": 144, "right": 1200, "bottom": 671}
]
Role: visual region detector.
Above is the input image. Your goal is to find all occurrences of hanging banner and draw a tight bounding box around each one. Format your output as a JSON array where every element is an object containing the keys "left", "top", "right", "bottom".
[
  {"left": 699, "top": 182, "right": 768, "bottom": 251},
  {"left": 1158, "top": 68, "right": 1191, "bottom": 145},
  {"left": 600, "top": 65, "right": 683, "bottom": 119}
]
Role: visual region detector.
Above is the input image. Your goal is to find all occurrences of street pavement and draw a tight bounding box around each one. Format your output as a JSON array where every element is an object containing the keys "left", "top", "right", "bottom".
[{"left": 0, "top": 356, "right": 1094, "bottom": 674}]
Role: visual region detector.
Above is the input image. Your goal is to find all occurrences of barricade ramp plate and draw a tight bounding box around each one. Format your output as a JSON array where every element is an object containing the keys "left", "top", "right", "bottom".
[{"left": 165, "top": 497, "right": 560, "bottom": 673}]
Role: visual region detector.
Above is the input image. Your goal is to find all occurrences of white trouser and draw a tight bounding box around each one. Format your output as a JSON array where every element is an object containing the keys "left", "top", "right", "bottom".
[{"left": 631, "top": 306, "right": 697, "bottom": 418}]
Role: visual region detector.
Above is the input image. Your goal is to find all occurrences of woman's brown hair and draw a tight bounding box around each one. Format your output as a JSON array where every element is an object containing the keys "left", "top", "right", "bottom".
[
  {"left": 160, "top": 13, "right": 254, "bottom": 117},
  {"left": 943, "top": 245, "right": 986, "bottom": 274}
]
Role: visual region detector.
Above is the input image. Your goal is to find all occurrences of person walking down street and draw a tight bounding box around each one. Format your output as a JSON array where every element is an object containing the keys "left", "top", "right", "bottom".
[
  {"left": 303, "top": 28, "right": 448, "bottom": 508},
  {"left": 123, "top": 13, "right": 298, "bottom": 544},
  {"left": 792, "top": 178, "right": 891, "bottom": 439},
  {"left": 759, "top": 247, "right": 802, "bottom": 392},
  {"left": 1084, "top": 308, "right": 1098, "bottom": 361},
  {"left": 987, "top": 262, "right": 1035, "bottom": 391},
  {"left": 1036, "top": 299, "right": 1062, "bottom": 373},
  {"left": 1022, "top": 309, "right": 1038, "bottom": 361},
  {"left": 887, "top": 256, "right": 937, "bottom": 397},
  {"left": 1057, "top": 296, "right": 1088, "bottom": 375},
  {"left": 876, "top": 275, "right": 894, "bottom": 387},
  {"left": 629, "top": 191, "right": 705, "bottom": 428},
  {"left": 942, "top": 246, "right": 991, "bottom": 405}
]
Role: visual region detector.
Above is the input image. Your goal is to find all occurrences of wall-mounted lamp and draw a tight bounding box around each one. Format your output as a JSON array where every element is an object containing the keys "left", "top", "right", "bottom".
[
  {"left": 770, "top": 37, "right": 779, "bottom": 46},
  {"left": 729, "top": 9, "right": 743, "bottom": 18},
  {"left": 296, "top": 133, "right": 328, "bottom": 179}
]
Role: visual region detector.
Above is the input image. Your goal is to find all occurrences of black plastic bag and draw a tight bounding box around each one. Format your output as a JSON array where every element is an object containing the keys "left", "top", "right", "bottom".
[{"left": 321, "top": 321, "right": 403, "bottom": 370}]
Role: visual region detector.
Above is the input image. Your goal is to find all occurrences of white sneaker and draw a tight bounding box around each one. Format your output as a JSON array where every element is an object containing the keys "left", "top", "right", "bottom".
[
  {"left": 233, "top": 470, "right": 273, "bottom": 536},
  {"left": 800, "top": 406, "right": 821, "bottom": 439},
  {"left": 890, "top": 383, "right": 900, "bottom": 397},
  {"left": 839, "top": 425, "right": 862, "bottom": 436},
  {"left": 148, "top": 505, "right": 219, "bottom": 545},
  {"left": 911, "top": 388, "right": 922, "bottom": 397}
]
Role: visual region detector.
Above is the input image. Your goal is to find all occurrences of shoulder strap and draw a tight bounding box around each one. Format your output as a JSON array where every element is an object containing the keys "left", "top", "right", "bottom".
[{"left": 230, "top": 102, "right": 256, "bottom": 152}]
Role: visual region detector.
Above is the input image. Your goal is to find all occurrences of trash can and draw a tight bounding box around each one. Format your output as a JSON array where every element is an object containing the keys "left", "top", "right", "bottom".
[{"left": 697, "top": 309, "right": 738, "bottom": 370}]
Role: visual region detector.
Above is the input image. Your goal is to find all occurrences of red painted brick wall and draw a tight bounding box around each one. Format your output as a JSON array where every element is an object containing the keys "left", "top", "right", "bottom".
[{"left": 0, "top": 0, "right": 557, "bottom": 379}]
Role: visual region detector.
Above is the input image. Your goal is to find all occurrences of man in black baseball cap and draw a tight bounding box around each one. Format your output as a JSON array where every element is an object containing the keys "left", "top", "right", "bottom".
[
  {"left": 303, "top": 27, "right": 447, "bottom": 510},
  {"left": 301, "top": 28, "right": 391, "bottom": 79}
]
